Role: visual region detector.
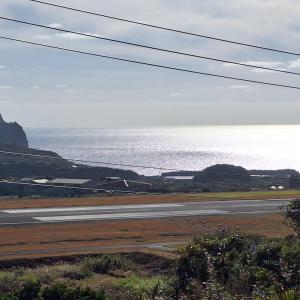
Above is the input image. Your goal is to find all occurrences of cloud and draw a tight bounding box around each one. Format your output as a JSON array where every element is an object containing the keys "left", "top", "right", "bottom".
[
  {"left": 55, "top": 84, "right": 69, "bottom": 88},
  {"left": 0, "top": 65, "right": 6, "bottom": 69},
  {"left": 222, "top": 61, "right": 285, "bottom": 73},
  {"left": 0, "top": 86, "right": 13, "bottom": 90},
  {"left": 54, "top": 32, "right": 91, "bottom": 40},
  {"left": 246, "top": 61, "right": 285, "bottom": 73},
  {"left": 33, "top": 32, "right": 101, "bottom": 41},
  {"left": 169, "top": 92, "right": 189, "bottom": 97},
  {"left": 33, "top": 34, "right": 51, "bottom": 40},
  {"left": 229, "top": 85, "right": 255, "bottom": 92},
  {"left": 230, "top": 85, "right": 249, "bottom": 89},
  {"left": 288, "top": 59, "right": 300, "bottom": 69},
  {"left": 48, "top": 23, "right": 63, "bottom": 28},
  {"left": 32, "top": 86, "right": 40, "bottom": 89}
]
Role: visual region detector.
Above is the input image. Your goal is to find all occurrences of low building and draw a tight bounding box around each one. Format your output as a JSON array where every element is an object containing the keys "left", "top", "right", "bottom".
[
  {"left": 49, "top": 178, "right": 93, "bottom": 187},
  {"left": 97, "top": 179, "right": 153, "bottom": 193},
  {"left": 289, "top": 176, "right": 300, "bottom": 189}
]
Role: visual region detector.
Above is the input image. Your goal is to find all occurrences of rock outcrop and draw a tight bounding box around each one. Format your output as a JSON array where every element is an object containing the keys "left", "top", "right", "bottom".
[{"left": 0, "top": 113, "right": 28, "bottom": 148}]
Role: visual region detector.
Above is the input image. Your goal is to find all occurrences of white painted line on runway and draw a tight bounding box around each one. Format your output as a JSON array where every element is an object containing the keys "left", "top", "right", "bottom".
[
  {"left": 231, "top": 203, "right": 284, "bottom": 207},
  {"left": 34, "top": 209, "right": 228, "bottom": 222},
  {"left": 2, "top": 203, "right": 184, "bottom": 214},
  {"left": 230, "top": 210, "right": 280, "bottom": 214}
]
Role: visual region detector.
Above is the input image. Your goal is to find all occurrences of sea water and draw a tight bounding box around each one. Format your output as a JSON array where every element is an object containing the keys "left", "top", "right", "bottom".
[{"left": 26, "top": 125, "right": 300, "bottom": 176}]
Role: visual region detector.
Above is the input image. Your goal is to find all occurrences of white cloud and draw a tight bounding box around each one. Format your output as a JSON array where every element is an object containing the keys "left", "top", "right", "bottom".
[
  {"left": 0, "top": 86, "right": 13, "bottom": 90},
  {"left": 55, "top": 84, "right": 69, "bottom": 88},
  {"left": 245, "top": 61, "right": 285, "bottom": 73},
  {"left": 169, "top": 92, "right": 188, "bottom": 97},
  {"left": 33, "top": 32, "right": 100, "bottom": 41},
  {"left": 0, "top": 65, "right": 6, "bottom": 69},
  {"left": 230, "top": 85, "right": 250, "bottom": 89},
  {"left": 288, "top": 59, "right": 300, "bottom": 69},
  {"left": 32, "top": 86, "right": 40, "bottom": 89},
  {"left": 48, "top": 23, "right": 63, "bottom": 28},
  {"left": 229, "top": 85, "right": 255, "bottom": 92},
  {"left": 222, "top": 63, "right": 236, "bottom": 68},
  {"left": 33, "top": 34, "right": 51, "bottom": 40},
  {"left": 222, "top": 61, "right": 285, "bottom": 73},
  {"left": 54, "top": 33, "right": 90, "bottom": 40},
  {"left": 244, "top": 61, "right": 284, "bottom": 68}
]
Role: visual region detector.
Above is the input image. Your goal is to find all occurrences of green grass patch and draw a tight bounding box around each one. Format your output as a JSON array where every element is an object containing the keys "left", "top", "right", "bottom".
[
  {"left": 187, "top": 189, "right": 300, "bottom": 201},
  {"left": 117, "top": 275, "right": 168, "bottom": 300}
]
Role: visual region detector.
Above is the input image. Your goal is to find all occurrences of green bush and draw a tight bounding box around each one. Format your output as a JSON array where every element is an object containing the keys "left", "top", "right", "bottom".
[
  {"left": 118, "top": 275, "right": 169, "bottom": 300},
  {"left": 81, "top": 255, "right": 134, "bottom": 274},
  {"left": 0, "top": 272, "right": 21, "bottom": 297},
  {"left": 285, "top": 199, "right": 300, "bottom": 236},
  {"left": 176, "top": 234, "right": 300, "bottom": 297},
  {"left": 176, "top": 245, "right": 208, "bottom": 291},
  {"left": 18, "top": 277, "right": 41, "bottom": 300},
  {"left": 41, "top": 283, "right": 107, "bottom": 300}
]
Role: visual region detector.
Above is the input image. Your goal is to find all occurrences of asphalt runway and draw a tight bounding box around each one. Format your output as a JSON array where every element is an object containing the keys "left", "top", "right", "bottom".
[{"left": 0, "top": 199, "right": 289, "bottom": 226}]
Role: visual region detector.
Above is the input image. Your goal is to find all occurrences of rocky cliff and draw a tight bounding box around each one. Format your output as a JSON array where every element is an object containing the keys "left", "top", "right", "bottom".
[{"left": 0, "top": 114, "right": 28, "bottom": 148}]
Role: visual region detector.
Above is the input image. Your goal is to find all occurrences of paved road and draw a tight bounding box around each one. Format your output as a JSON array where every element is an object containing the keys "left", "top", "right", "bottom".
[{"left": 0, "top": 199, "right": 289, "bottom": 226}]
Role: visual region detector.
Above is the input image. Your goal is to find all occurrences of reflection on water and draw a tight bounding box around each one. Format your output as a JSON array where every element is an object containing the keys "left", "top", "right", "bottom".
[{"left": 26, "top": 125, "right": 300, "bottom": 175}]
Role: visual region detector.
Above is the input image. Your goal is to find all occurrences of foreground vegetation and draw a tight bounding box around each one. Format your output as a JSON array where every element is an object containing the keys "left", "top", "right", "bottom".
[{"left": 0, "top": 234, "right": 298, "bottom": 299}]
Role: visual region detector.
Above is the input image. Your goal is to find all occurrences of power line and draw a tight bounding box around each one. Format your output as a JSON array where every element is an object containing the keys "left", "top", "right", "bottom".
[
  {"left": 0, "top": 150, "right": 180, "bottom": 171},
  {"left": 0, "top": 180, "right": 149, "bottom": 195},
  {"left": 1, "top": 16, "right": 299, "bottom": 76},
  {"left": 29, "top": 0, "right": 300, "bottom": 57},
  {"left": 2, "top": 35, "right": 300, "bottom": 90},
  {"left": 0, "top": 149, "right": 296, "bottom": 180}
]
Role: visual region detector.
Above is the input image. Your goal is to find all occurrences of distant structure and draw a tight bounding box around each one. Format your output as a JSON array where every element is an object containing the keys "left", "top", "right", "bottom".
[
  {"left": 49, "top": 178, "right": 94, "bottom": 188},
  {"left": 0, "top": 113, "right": 28, "bottom": 148},
  {"left": 289, "top": 176, "right": 300, "bottom": 189}
]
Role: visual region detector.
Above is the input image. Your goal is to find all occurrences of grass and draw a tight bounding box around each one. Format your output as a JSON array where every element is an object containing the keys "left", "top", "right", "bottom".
[
  {"left": 0, "top": 189, "right": 299, "bottom": 210},
  {"left": 117, "top": 275, "right": 167, "bottom": 299},
  {"left": 80, "top": 255, "right": 135, "bottom": 275},
  {"left": 185, "top": 189, "right": 300, "bottom": 200}
]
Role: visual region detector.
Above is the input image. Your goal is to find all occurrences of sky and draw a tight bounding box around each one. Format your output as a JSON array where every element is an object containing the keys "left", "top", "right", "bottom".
[{"left": 1, "top": 0, "right": 300, "bottom": 128}]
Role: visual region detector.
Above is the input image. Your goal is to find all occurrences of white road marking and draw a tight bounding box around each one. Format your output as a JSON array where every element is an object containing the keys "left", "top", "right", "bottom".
[
  {"left": 232, "top": 203, "right": 284, "bottom": 207},
  {"left": 230, "top": 210, "right": 280, "bottom": 214},
  {"left": 2, "top": 203, "right": 184, "bottom": 214},
  {"left": 34, "top": 209, "right": 228, "bottom": 222}
]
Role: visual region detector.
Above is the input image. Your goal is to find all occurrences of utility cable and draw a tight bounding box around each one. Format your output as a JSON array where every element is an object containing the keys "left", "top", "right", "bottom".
[
  {"left": 1, "top": 35, "right": 300, "bottom": 90},
  {"left": 1, "top": 16, "right": 299, "bottom": 76},
  {"left": 29, "top": 0, "right": 300, "bottom": 57}
]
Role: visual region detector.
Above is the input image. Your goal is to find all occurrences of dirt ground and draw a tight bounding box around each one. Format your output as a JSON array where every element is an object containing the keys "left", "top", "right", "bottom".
[
  {"left": 0, "top": 189, "right": 299, "bottom": 209},
  {"left": 0, "top": 213, "right": 292, "bottom": 261}
]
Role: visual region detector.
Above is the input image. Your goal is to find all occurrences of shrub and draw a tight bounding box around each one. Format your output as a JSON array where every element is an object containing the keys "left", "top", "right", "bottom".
[
  {"left": 285, "top": 199, "right": 300, "bottom": 236},
  {"left": 176, "top": 234, "right": 300, "bottom": 297},
  {"left": 81, "top": 255, "right": 134, "bottom": 275},
  {"left": 18, "top": 277, "right": 41, "bottom": 300},
  {"left": 41, "top": 283, "right": 107, "bottom": 300},
  {"left": 0, "top": 272, "right": 21, "bottom": 296},
  {"left": 176, "top": 244, "right": 209, "bottom": 291},
  {"left": 118, "top": 275, "right": 169, "bottom": 300}
]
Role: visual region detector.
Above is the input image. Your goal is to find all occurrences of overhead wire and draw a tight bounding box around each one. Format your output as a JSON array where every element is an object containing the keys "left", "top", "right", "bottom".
[
  {"left": 0, "top": 180, "right": 150, "bottom": 195},
  {"left": 29, "top": 0, "right": 300, "bottom": 57},
  {"left": 1, "top": 35, "right": 300, "bottom": 90},
  {"left": 0, "top": 149, "right": 297, "bottom": 180},
  {"left": 1, "top": 16, "right": 299, "bottom": 76}
]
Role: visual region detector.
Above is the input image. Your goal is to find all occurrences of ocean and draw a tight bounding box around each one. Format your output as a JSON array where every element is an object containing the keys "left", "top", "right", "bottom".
[{"left": 26, "top": 125, "right": 300, "bottom": 176}]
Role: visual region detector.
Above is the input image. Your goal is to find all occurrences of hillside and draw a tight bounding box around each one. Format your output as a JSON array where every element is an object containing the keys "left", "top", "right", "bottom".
[{"left": 0, "top": 114, "right": 28, "bottom": 148}]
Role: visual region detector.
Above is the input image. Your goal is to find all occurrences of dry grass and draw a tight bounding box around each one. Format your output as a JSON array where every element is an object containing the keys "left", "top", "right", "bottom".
[{"left": 0, "top": 213, "right": 292, "bottom": 261}]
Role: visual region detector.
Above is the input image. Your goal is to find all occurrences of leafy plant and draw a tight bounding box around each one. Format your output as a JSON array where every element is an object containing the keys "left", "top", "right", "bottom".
[
  {"left": 285, "top": 199, "right": 300, "bottom": 236},
  {"left": 81, "top": 255, "right": 134, "bottom": 275}
]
